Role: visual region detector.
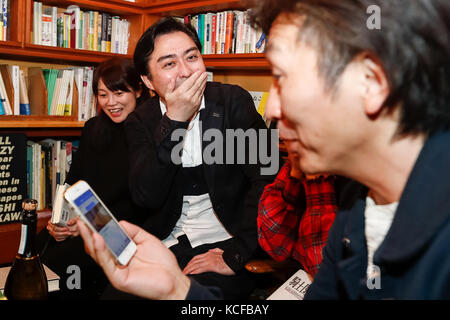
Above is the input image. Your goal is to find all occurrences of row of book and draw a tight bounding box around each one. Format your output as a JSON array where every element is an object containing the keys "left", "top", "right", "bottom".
[
  {"left": 0, "top": 64, "right": 97, "bottom": 120},
  {"left": 33, "top": 2, "right": 130, "bottom": 54},
  {"left": 0, "top": 65, "right": 29, "bottom": 116},
  {"left": 42, "top": 66, "right": 97, "bottom": 120},
  {"left": 177, "top": 10, "right": 266, "bottom": 55},
  {"left": 26, "top": 139, "right": 79, "bottom": 211},
  {"left": 0, "top": 0, "right": 9, "bottom": 41}
]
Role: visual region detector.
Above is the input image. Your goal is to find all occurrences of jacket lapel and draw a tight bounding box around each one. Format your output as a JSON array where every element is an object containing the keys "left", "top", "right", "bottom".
[{"left": 200, "top": 83, "right": 224, "bottom": 193}]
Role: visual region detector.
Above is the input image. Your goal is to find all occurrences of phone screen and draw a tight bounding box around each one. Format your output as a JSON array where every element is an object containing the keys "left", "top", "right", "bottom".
[{"left": 73, "top": 189, "right": 130, "bottom": 257}]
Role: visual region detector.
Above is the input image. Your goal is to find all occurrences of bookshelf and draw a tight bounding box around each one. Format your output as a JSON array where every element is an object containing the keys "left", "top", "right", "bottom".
[
  {"left": 0, "top": 0, "right": 272, "bottom": 265},
  {"left": 0, "top": 0, "right": 269, "bottom": 135}
]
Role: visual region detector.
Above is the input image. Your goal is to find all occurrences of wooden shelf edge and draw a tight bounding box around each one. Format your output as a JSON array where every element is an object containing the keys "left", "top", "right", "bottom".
[
  {"left": 0, "top": 119, "right": 85, "bottom": 128},
  {"left": 0, "top": 44, "right": 132, "bottom": 65},
  {"left": 145, "top": 0, "right": 244, "bottom": 14},
  {"left": 22, "top": 44, "right": 133, "bottom": 64},
  {"left": 204, "top": 53, "right": 269, "bottom": 69},
  {"left": 0, "top": 41, "right": 22, "bottom": 48},
  {"left": 39, "top": 0, "right": 145, "bottom": 14}
]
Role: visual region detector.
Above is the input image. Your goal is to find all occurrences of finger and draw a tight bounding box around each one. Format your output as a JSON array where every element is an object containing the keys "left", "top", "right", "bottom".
[
  {"left": 176, "top": 70, "right": 203, "bottom": 98},
  {"left": 119, "top": 220, "right": 154, "bottom": 245},
  {"left": 53, "top": 226, "right": 70, "bottom": 233},
  {"left": 183, "top": 260, "right": 211, "bottom": 275},
  {"left": 187, "top": 72, "right": 207, "bottom": 99},
  {"left": 67, "top": 218, "right": 78, "bottom": 226},
  {"left": 183, "top": 254, "right": 209, "bottom": 275}
]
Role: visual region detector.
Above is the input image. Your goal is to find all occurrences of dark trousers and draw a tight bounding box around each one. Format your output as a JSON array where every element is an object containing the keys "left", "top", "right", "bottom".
[{"left": 169, "top": 235, "right": 255, "bottom": 300}]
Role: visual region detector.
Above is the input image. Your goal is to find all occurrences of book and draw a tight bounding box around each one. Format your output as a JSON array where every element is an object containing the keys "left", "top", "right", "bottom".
[
  {"left": 66, "top": 5, "right": 80, "bottom": 49},
  {"left": 249, "top": 91, "right": 271, "bottom": 128},
  {"left": 224, "top": 11, "right": 233, "bottom": 54},
  {"left": 51, "top": 183, "right": 75, "bottom": 227},
  {"left": 0, "top": 69, "right": 12, "bottom": 115},
  {"left": 2, "top": 0, "right": 8, "bottom": 41},
  {"left": 0, "top": 96, "right": 4, "bottom": 115},
  {"left": 0, "top": 264, "right": 60, "bottom": 293},
  {"left": 267, "top": 269, "right": 312, "bottom": 300},
  {"left": 41, "top": 5, "right": 53, "bottom": 46},
  {"left": 8, "top": 65, "right": 19, "bottom": 115},
  {"left": 64, "top": 69, "right": 74, "bottom": 116},
  {"left": 18, "top": 69, "right": 30, "bottom": 115}
]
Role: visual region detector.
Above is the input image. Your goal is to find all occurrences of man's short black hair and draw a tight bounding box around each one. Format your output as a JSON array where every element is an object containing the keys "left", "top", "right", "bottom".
[
  {"left": 250, "top": 0, "right": 450, "bottom": 137},
  {"left": 134, "top": 17, "right": 202, "bottom": 78}
]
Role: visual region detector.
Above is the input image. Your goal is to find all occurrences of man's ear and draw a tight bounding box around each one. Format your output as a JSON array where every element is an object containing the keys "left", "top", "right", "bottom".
[
  {"left": 359, "top": 54, "right": 390, "bottom": 116},
  {"left": 141, "top": 74, "right": 155, "bottom": 91}
]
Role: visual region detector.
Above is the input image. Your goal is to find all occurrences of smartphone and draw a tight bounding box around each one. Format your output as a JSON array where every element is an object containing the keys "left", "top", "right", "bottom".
[{"left": 64, "top": 180, "right": 136, "bottom": 265}]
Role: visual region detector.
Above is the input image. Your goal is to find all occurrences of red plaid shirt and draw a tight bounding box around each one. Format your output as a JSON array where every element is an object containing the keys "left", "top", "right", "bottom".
[{"left": 257, "top": 160, "right": 338, "bottom": 276}]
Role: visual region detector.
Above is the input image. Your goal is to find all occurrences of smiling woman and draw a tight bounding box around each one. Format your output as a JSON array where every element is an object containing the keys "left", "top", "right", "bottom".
[
  {"left": 36, "top": 57, "right": 150, "bottom": 300},
  {"left": 93, "top": 58, "right": 149, "bottom": 124}
]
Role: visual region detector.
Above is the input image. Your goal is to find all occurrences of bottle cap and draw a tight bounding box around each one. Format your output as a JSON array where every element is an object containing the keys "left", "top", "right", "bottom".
[{"left": 22, "top": 199, "right": 38, "bottom": 211}]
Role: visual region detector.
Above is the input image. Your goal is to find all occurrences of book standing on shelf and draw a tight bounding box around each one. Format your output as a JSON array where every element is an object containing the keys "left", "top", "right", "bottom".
[
  {"left": 26, "top": 138, "right": 77, "bottom": 211},
  {"left": 0, "top": 0, "right": 9, "bottom": 41},
  {"left": 32, "top": 2, "right": 129, "bottom": 55},
  {"left": 182, "top": 9, "right": 266, "bottom": 55}
]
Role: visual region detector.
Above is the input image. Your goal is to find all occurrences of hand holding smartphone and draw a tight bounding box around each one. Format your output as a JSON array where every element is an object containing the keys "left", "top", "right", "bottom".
[{"left": 64, "top": 180, "right": 136, "bottom": 265}]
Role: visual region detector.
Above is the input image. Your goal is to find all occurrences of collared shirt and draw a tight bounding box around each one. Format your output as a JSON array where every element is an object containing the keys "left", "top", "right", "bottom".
[
  {"left": 159, "top": 98, "right": 233, "bottom": 248},
  {"left": 257, "top": 160, "right": 338, "bottom": 276}
]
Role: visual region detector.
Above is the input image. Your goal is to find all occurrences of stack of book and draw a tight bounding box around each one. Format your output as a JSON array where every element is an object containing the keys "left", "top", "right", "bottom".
[
  {"left": 178, "top": 9, "right": 266, "bottom": 55},
  {"left": 33, "top": 2, "right": 130, "bottom": 54}
]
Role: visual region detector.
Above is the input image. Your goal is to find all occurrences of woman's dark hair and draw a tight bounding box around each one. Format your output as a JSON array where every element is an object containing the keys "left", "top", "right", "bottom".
[
  {"left": 133, "top": 17, "right": 202, "bottom": 78},
  {"left": 250, "top": 0, "right": 450, "bottom": 137},
  {"left": 93, "top": 57, "right": 149, "bottom": 103}
]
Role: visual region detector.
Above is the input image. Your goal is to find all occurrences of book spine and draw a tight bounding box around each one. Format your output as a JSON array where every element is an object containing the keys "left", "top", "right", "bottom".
[
  {"left": 224, "top": 11, "right": 233, "bottom": 54},
  {"left": 0, "top": 0, "right": 4, "bottom": 41},
  {"left": 106, "top": 15, "right": 111, "bottom": 52},
  {"left": 210, "top": 14, "right": 216, "bottom": 55},
  {"left": 51, "top": 6, "right": 57, "bottom": 47},
  {"left": 10, "top": 65, "right": 19, "bottom": 115},
  {"left": 97, "top": 13, "right": 102, "bottom": 52},
  {"left": 0, "top": 97, "right": 4, "bottom": 115},
  {"left": 89, "top": 11, "right": 94, "bottom": 51},
  {"left": 93, "top": 11, "right": 98, "bottom": 51},
  {"left": 2, "top": 0, "right": 8, "bottom": 41}
]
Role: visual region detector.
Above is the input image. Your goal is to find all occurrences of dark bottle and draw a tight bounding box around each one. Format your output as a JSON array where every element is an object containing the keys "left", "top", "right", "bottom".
[{"left": 4, "top": 199, "right": 48, "bottom": 300}]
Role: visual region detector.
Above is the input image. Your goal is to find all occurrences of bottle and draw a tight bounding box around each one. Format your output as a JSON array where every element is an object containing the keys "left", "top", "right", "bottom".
[{"left": 4, "top": 199, "right": 48, "bottom": 300}]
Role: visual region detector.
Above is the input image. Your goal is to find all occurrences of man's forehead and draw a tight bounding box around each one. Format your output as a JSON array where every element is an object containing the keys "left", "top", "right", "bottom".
[{"left": 266, "top": 28, "right": 302, "bottom": 60}]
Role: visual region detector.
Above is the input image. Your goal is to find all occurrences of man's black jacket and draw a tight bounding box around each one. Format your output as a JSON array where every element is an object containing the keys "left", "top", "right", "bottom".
[{"left": 124, "top": 82, "right": 277, "bottom": 271}]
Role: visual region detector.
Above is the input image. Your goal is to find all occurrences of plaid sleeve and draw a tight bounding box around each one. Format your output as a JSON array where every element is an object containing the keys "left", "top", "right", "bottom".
[
  {"left": 293, "top": 176, "right": 337, "bottom": 276},
  {"left": 257, "top": 161, "right": 304, "bottom": 261}
]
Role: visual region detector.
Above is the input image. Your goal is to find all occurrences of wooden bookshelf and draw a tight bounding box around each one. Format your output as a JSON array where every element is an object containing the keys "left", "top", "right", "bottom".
[
  {"left": 0, "top": 1, "right": 273, "bottom": 265},
  {"left": 0, "top": 0, "right": 270, "bottom": 134}
]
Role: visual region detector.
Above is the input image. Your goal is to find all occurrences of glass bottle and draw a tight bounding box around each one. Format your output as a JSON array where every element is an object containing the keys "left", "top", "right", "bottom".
[{"left": 4, "top": 199, "right": 48, "bottom": 300}]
